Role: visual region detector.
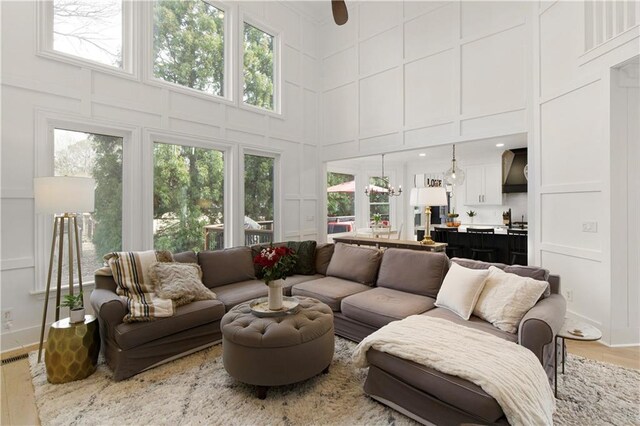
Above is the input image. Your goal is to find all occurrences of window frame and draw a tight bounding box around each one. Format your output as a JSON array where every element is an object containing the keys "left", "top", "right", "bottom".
[
  {"left": 144, "top": 0, "right": 234, "bottom": 104},
  {"left": 239, "top": 147, "right": 282, "bottom": 246},
  {"left": 36, "top": 0, "right": 136, "bottom": 78},
  {"left": 143, "top": 130, "right": 235, "bottom": 250},
  {"left": 238, "top": 12, "right": 282, "bottom": 116},
  {"left": 366, "top": 175, "right": 393, "bottom": 224},
  {"left": 33, "top": 111, "right": 139, "bottom": 293}
]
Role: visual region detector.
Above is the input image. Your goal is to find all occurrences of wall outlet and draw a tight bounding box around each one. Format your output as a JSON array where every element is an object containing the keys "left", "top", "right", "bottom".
[
  {"left": 565, "top": 290, "right": 573, "bottom": 302},
  {"left": 582, "top": 222, "right": 598, "bottom": 233}
]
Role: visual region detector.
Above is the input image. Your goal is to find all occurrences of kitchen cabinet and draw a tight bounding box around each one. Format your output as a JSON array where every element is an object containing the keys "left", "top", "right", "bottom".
[{"left": 465, "top": 164, "right": 502, "bottom": 205}]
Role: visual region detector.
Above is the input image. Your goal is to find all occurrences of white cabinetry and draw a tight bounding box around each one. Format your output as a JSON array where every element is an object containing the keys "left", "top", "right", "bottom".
[{"left": 465, "top": 164, "right": 502, "bottom": 205}]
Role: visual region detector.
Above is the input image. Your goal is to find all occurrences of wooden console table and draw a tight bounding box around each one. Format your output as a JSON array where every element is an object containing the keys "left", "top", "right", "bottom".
[{"left": 332, "top": 236, "right": 447, "bottom": 252}]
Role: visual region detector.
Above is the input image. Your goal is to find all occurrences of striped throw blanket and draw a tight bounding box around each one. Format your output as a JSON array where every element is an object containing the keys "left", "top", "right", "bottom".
[
  {"left": 105, "top": 251, "right": 175, "bottom": 322},
  {"left": 353, "top": 315, "right": 555, "bottom": 426}
]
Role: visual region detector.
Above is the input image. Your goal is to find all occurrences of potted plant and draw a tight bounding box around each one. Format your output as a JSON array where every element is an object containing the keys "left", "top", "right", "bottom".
[
  {"left": 466, "top": 210, "right": 477, "bottom": 224},
  {"left": 253, "top": 246, "right": 297, "bottom": 310},
  {"left": 371, "top": 213, "right": 382, "bottom": 227},
  {"left": 59, "top": 292, "right": 85, "bottom": 323}
]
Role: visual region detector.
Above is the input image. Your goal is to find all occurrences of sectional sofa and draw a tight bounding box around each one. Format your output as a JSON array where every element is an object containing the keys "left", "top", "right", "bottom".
[{"left": 91, "top": 241, "right": 565, "bottom": 425}]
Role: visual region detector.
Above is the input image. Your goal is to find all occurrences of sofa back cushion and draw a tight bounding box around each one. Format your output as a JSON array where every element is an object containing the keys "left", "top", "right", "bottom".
[
  {"left": 315, "top": 243, "right": 334, "bottom": 275},
  {"left": 326, "top": 243, "right": 381, "bottom": 285},
  {"left": 376, "top": 249, "right": 449, "bottom": 297},
  {"left": 173, "top": 251, "right": 198, "bottom": 264},
  {"left": 198, "top": 246, "right": 256, "bottom": 288},
  {"left": 451, "top": 257, "right": 507, "bottom": 270}
]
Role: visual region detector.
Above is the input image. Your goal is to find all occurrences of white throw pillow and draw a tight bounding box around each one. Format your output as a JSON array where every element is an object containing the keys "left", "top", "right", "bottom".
[
  {"left": 473, "top": 266, "right": 549, "bottom": 333},
  {"left": 435, "top": 262, "right": 490, "bottom": 320}
]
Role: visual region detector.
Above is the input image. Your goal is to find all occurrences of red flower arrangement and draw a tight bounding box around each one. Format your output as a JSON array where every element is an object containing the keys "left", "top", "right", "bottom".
[{"left": 253, "top": 245, "right": 297, "bottom": 284}]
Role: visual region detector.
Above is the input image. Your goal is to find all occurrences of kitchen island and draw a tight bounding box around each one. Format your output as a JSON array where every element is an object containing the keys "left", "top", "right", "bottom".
[{"left": 416, "top": 226, "right": 528, "bottom": 265}]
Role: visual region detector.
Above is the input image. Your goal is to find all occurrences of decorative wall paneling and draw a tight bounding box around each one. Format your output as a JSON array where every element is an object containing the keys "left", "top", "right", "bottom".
[
  {"left": 533, "top": 0, "right": 639, "bottom": 345},
  {"left": 0, "top": 1, "right": 320, "bottom": 351},
  {"left": 319, "top": 1, "right": 532, "bottom": 163}
]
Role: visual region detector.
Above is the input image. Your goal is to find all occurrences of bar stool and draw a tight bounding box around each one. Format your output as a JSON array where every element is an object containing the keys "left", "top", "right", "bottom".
[
  {"left": 433, "top": 227, "right": 462, "bottom": 258},
  {"left": 466, "top": 228, "right": 497, "bottom": 262},
  {"left": 507, "top": 229, "right": 528, "bottom": 265}
]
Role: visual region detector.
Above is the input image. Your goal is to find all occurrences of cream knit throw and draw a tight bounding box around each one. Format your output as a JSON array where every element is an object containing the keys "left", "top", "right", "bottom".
[{"left": 353, "top": 315, "right": 555, "bottom": 426}]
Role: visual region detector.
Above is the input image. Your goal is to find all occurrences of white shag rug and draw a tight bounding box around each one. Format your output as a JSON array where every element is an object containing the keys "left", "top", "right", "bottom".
[{"left": 30, "top": 337, "right": 639, "bottom": 426}]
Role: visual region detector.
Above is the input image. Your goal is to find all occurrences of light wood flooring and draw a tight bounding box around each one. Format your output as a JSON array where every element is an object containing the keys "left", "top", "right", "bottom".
[{"left": 1, "top": 341, "right": 638, "bottom": 425}]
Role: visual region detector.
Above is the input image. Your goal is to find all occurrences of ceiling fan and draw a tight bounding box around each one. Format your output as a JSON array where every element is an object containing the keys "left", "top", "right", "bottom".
[{"left": 331, "top": 0, "right": 349, "bottom": 25}]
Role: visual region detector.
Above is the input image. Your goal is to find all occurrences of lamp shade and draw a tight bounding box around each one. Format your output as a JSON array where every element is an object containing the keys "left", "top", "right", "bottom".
[
  {"left": 34, "top": 176, "right": 95, "bottom": 214},
  {"left": 409, "top": 187, "right": 448, "bottom": 207}
]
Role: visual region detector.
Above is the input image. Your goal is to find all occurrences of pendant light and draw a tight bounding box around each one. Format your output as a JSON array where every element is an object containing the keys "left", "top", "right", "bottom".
[
  {"left": 365, "top": 154, "right": 402, "bottom": 197},
  {"left": 444, "top": 144, "right": 465, "bottom": 186}
]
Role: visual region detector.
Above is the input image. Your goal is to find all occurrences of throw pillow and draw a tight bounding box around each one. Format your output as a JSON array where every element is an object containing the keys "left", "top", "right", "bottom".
[
  {"left": 434, "top": 262, "right": 490, "bottom": 320},
  {"left": 472, "top": 266, "right": 549, "bottom": 333},
  {"left": 105, "top": 250, "right": 174, "bottom": 322},
  {"left": 149, "top": 262, "right": 216, "bottom": 307},
  {"left": 315, "top": 243, "right": 335, "bottom": 275},
  {"left": 287, "top": 240, "right": 317, "bottom": 275}
]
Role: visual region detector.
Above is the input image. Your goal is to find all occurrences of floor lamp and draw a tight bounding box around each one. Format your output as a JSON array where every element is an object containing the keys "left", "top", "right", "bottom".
[
  {"left": 410, "top": 186, "right": 448, "bottom": 245},
  {"left": 34, "top": 176, "right": 95, "bottom": 362}
]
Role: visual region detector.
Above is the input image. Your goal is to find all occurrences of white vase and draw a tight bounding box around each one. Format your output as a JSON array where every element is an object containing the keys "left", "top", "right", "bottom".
[
  {"left": 69, "top": 308, "right": 85, "bottom": 324},
  {"left": 267, "top": 279, "right": 284, "bottom": 310}
]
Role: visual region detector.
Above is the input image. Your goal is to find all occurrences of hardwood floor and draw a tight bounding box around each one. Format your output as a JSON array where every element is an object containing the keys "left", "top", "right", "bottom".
[{"left": 1, "top": 341, "right": 638, "bottom": 425}]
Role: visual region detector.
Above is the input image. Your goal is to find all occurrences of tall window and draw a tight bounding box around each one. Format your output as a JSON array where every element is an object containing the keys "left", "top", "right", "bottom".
[
  {"left": 153, "top": 0, "right": 226, "bottom": 96},
  {"left": 244, "top": 154, "right": 274, "bottom": 245},
  {"left": 153, "top": 143, "right": 225, "bottom": 252},
  {"left": 368, "top": 177, "right": 390, "bottom": 223},
  {"left": 53, "top": 129, "right": 123, "bottom": 284},
  {"left": 327, "top": 172, "right": 355, "bottom": 234},
  {"left": 52, "top": 0, "right": 123, "bottom": 67},
  {"left": 243, "top": 22, "right": 275, "bottom": 110}
]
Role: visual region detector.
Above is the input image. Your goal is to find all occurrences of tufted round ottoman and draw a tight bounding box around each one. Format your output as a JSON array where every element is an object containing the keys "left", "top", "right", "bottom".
[{"left": 221, "top": 297, "right": 334, "bottom": 398}]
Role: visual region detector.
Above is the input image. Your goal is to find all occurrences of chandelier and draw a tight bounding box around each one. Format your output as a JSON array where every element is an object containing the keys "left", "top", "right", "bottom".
[
  {"left": 365, "top": 154, "right": 402, "bottom": 197},
  {"left": 444, "top": 144, "right": 465, "bottom": 186}
]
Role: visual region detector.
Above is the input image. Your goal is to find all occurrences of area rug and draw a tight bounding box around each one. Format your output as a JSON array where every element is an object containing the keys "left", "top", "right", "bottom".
[{"left": 30, "top": 337, "right": 639, "bottom": 425}]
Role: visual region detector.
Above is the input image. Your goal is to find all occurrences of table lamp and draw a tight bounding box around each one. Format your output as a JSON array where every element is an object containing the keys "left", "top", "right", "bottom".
[
  {"left": 34, "top": 176, "right": 95, "bottom": 362},
  {"left": 410, "top": 186, "right": 448, "bottom": 245}
]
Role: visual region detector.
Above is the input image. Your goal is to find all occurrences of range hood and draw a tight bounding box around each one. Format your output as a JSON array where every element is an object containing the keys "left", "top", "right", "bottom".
[{"left": 502, "top": 148, "right": 528, "bottom": 193}]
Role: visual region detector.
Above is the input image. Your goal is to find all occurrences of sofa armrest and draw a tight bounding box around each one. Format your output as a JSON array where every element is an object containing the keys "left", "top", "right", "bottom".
[
  {"left": 90, "top": 288, "right": 127, "bottom": 330},
  {"left": 518, "top": 294, "right": 566, "bottom": 363}
]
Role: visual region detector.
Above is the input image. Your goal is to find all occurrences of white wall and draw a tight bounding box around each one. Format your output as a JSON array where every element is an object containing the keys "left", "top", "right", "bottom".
[
  {"left": 533, "top": 1, "right": 639, "bottom": 345},
  {"left": 320, "top": 1, "right": 639, "bottom": 346},
  {"left": 0, "top": 1, "right": 321, "bottom": 351},
  {"left": 318, "top": 1, "right": 532, "bottom": 163}
]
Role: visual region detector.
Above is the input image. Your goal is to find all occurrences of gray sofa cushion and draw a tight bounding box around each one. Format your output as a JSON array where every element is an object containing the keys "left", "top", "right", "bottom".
[
  {"left": 504, "top": 265, "right": 549, "bottom": 281},
  {"left": 280, "top": 274, "right": 324, "bottom": 296},
  {"left": 198, "top": 246, "right": 256, "bottom": 288},
  {"left": 114, "top": 299, "right": 225, "bottom": 350},
  {"left": 341, "top": 288, "right": 436, "bottom": 329},
  {"left": 451, "top": 257, "right": 507, "bottom": 270},
  {"left": 291, "top": 276, "right": 371, "bottom": 311},
  {"left": 377, "top": 249, "right": 449, "bottom": 297},
  {"left": 326, "top": 243, "right": 381, "bottom": 285},
  {"left": 366, "top": 349, "right": 505, "bottom": 424},
  {"left": 315, "top": 243, "right": 335, "bottom": 275},
  {"left": 214, "top": 280, "right": 268, "bottom": 310},
  {"left": 173, "top": 251, "right": 198, "bottom": 264}
]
